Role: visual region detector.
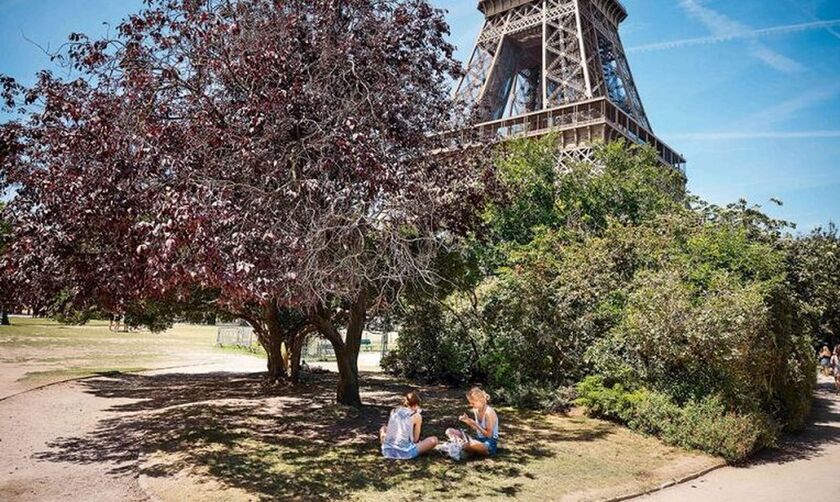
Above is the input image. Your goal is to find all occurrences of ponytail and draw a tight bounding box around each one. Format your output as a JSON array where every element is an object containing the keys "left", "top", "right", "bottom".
[{"left": 403, "top": 391, "right": 421, "bottom": 408}]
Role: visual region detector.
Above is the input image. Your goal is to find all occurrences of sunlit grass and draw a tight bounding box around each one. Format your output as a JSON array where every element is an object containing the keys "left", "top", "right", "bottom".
[{"left": 0, "top": 316, "right": 227, "bottom": 388}]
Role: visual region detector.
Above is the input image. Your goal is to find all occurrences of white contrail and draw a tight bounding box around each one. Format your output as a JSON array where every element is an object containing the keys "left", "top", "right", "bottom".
[
  {"left": 667, "top": 130, "right": 840, "bottom": 141},
  {"left": 627, "top": 19, "right": 840, "bottom": 53},
  {"left": 784, "top": 0, "right": 840, "bottom": 41}
]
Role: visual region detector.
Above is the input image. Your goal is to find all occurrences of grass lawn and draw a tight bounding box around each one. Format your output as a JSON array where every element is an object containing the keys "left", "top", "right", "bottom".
[
  {"left": 88, "top": 372, "right": 720, "bottom": 502},
  {"left": 0, "top": 316, "right": 251, "bottom": 393},
  {"left": 2, "top": 317, "right": 722, "bottom": 500}
]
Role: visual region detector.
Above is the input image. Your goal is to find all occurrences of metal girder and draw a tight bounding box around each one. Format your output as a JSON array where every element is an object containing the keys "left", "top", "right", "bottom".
[
  {"left": 453, "top": 0, "right": 680, "bottom": 171},
  {"left": 544, "top": 0, "right": 589, "bottom": 107},
  {"left": 456, "top": 0, "right": 648, "bottom": 123}
]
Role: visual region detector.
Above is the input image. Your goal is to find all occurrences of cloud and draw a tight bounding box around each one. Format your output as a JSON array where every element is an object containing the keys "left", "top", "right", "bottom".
[
  {"left": 679, "top": 0, "right": 743, "bottom": 36},
  {"left": 667, "top": 130, "right": 840, "bottom": 141},
  {"left": 627, "top": 19, "right": 840, "bottom": 53},
  {"left": 747, "top": 42, "right": 805, "bottom": 73},
  {"left": 737, "top": 84, "right": 840, "bottom": 127},
  {"left": 784, "top": 0, "right": 840, "bottom": 41},
  {"left": 675, "top": 0, "right": 806, "bottom": 73}
]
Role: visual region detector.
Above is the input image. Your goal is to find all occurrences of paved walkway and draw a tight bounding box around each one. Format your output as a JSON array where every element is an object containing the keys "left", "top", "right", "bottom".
[{"left": 640, "top": 376, "right": 840, "bottom": 502}]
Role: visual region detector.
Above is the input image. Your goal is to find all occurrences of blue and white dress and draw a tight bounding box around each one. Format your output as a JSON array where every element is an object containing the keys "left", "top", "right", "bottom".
[
  {"left": 473, "top": 406, "right": 499, "bottom": 455},
  {"left": 381, "top": 407, "right": 420, "bottom": 460}
]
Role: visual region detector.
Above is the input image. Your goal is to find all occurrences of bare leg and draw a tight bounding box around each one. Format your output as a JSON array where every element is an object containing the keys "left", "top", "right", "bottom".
[
  {"left": 416, "top": 436, "right": 439, "bottom": 455},
  {"left": 379, "top": 426, "right": 387, "bottom": 445},
  {"left": 463, "top": 440, "right": 490, "bottom": 457}
]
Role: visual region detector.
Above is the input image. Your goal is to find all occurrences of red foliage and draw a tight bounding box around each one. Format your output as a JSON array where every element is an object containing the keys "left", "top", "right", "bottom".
[{"left": 0, "top": 0, "right": 492, "bottom": 319}]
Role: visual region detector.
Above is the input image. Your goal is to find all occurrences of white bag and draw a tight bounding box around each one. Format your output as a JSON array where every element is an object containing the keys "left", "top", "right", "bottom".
[
  {"left": 442, "top": 441, "right": 464, "bottom": 461},
  {"left": 436, "top": 428, "right": 469, "bottom": 461}
]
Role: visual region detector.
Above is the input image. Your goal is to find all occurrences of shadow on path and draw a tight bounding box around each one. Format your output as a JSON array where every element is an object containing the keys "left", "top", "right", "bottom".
[{"left": 33, "top": 371, "right": 611, "bottom": 501}]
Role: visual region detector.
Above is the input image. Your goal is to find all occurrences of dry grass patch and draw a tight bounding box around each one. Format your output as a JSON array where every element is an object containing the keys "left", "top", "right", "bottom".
[
  {"left": 0, "top": 317, "right": 229, "bottom": 393},
  {"left": 30, "top": 370, "right": 720, "bottom": 501}
]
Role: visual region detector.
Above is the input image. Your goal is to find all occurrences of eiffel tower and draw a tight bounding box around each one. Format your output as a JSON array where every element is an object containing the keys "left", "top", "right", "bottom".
[{"left": 455, "top": 0, "right": 685, "bottom": 171}]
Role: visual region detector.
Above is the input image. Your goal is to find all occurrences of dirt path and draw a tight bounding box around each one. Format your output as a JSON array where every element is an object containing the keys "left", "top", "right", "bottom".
[
  {"left": 0, "top": 356, "right": 265, "bottom": 502},
  {"left": 639, "top": 376, "right": 840, "bottom": 502}
]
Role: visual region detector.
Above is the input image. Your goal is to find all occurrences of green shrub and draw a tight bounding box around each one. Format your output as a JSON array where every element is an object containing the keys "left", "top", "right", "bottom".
[
  {"left": 575, "top": 376, "right": 647, "bottom": 422},
  {"left": 388, "top": 141, "right": 815, "bottom": 455},
  {"left": 785, "top": 223, "right": 840, "bottom": 349},
  {"left": 576, "top": 377, "right": 777, "bottom": 462},
  {"left": 664, "top": 398, "right": 777, "bottom": 463},
  {"left": 381, "top": 300, "right": 477, "bottom": 386},
  {"left": 494, "top": 383, "right": 577, "bottom": 412}
]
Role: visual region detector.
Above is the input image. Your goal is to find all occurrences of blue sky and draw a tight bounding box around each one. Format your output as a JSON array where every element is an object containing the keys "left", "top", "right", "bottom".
[{"left": 1, "top": 0, "right": 839, "bottom": 231}]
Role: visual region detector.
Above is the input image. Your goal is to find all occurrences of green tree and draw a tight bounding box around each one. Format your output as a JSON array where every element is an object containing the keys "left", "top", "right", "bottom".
[
  {"left": 787, "top": 223, "right": 840, "bottom": 348},
  {"left": 387, "top": 139, "right": 816, "bottom": 450},
  {"left": 387, "top": 139, "right": 688, "bottom": 406}
]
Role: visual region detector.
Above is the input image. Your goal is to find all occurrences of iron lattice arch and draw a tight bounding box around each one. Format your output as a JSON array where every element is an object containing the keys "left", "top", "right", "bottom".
[{"left": 456, "top": 0, "right": 685, "bottom": 173}]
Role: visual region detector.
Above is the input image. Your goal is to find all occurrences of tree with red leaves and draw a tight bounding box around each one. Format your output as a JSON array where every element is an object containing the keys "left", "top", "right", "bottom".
[
  {"left": 0, "top": 0, "right": 492, "bottom": 405},
  {"left": 0, "top": 201, "right": 9, "bottom": 325}
]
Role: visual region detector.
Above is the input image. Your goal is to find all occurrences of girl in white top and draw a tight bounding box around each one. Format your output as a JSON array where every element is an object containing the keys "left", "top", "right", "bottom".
[{"left": 379, "top": 391, "right": 439, "bottom": 459}]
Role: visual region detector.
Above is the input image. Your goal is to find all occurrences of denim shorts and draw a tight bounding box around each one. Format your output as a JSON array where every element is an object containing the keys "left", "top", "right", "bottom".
[
  {"left": 382, "top": 442, "right": 419, "bottom": 460},
  {"left": 474, "top": 437, "right": 498, "bottom": 456}
]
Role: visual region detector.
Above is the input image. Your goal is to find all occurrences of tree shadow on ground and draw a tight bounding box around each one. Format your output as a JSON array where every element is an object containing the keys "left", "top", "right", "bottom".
[
  {"left": 34, "top": 371, "right": 613, "bottom": 501},
  {"left": 746, "top": 380, "right": 840, "bottom": 467}
]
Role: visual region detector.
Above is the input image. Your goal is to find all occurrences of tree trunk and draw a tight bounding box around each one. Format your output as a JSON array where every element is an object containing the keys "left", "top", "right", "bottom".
[
  {"left": 260, "top": 301, "right": 289, "bottom": 385},
  {"left": 316, "top": 291, "right": 366, "bottom": 407},
  {"left": 1, "top": 309, "right": 9, "bottom": 326},
  {"left": 332, "top": 341, "right": 362, "bottom": 407},
  {"left": 263, "top": 331, "right": 285, "bottom": 384},
  {"left": 290, "top": 332, "right": 306, "bottom": 384}
]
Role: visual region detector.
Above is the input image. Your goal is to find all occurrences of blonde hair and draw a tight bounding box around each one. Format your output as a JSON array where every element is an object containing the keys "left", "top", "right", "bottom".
[
  {"left": 466, "top": 387, "right": 490, "bottom": 403},
  {"left": 403, "top": 391, "right": 421, "bottom": 408}
]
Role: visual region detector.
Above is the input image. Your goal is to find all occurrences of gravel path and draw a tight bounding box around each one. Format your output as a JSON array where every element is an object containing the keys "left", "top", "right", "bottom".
[
  {"left": 0, "top": 356, "right": 265, "bottom": 502},
  {"left": 639, "top": 376, "right": 840, "bottom": 502}
]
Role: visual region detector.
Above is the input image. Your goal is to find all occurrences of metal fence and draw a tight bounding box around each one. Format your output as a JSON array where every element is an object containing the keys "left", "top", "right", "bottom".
[
  {"left": 216, "top": 324, "right": 257, "bottom": 347},
  {"left": 216, "top": 323, "right": 399, "bottom": 361}
]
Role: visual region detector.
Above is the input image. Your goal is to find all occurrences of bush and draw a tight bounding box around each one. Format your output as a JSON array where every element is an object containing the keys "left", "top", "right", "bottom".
[
  {"left": 381, "top": 300, "right": 477, "bottom": 386},
  {"left": 388, "top": 141, "right": 815, "bottom": 455},
  {"left": 576, "top": 377, "right": 776, "bottom": 462},
  {"left": 665, "top": 399, "right": 777, "bottom": 463},
  {"left": 585, "top": 218, "right": 815, "bottom": 433},
  {"left": 494, "top": 383, "right": 577, "bottom": 412},
  {"left": 786, "top": 223, "right": 840, "bottom": 349},
  {"left": 574, "top": 376, "right": 647, "bottom": 422},
  {"left": 382, "top": 292, "right": 582, "bottom": 411}
]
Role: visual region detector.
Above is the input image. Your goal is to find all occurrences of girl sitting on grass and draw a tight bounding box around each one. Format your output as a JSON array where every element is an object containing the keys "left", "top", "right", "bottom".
[
  {"left": 446, "top": 387, "right": 499, "bottom": 457},
  {"left": 379, "top": 391, "right": 438, "bottom": 460}
]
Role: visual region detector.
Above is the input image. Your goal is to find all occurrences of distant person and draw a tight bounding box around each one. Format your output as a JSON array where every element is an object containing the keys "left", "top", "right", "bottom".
[
  {"left": 379, "top": 391, "right": 438, "bottom": 460},
  {"left": 820, "top": 346, "right": 833, "bottom": 376},
  {"left": 446, "top": 387, "right": 499, "bottom": 458},
  {"left": 833, "top": 346, "right": 840, "bottom": 394},
  {"left": 109, "top": 314, "right": 119, "bottom": 332}
]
